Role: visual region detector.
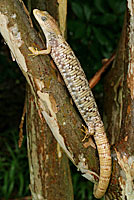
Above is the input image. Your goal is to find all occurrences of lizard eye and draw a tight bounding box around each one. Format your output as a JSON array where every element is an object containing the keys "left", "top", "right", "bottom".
[{"left": 41, "top": 16, "right": 47, "bottom": 21}]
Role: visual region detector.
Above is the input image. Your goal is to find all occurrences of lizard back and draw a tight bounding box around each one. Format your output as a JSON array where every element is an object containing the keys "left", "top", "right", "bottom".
[
  {"left": 50, "top": 36, "right": 111, "bottom": 199},
  {"left": 50, "top": 37, "right": 99, "bottom": 125},
  {"left": 32, "top": 9, "right": 112, "bottom": 199}
]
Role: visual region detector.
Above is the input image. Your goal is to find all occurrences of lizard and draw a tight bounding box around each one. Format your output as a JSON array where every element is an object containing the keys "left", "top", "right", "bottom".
[{"left": 29, "top": 9, "right": 112, "bottom": 199}]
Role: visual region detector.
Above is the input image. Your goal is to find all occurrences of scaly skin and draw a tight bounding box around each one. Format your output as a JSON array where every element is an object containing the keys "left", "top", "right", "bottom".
[{"left": 29, "top": 9, "right": 112, "bottom": 199}]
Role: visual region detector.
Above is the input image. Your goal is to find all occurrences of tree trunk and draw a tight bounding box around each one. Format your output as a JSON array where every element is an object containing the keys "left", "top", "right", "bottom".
[
  {"left": 2, "top": 0, "right": 134, "bottom": 199},
  {"left": 103, "top": 2, "right": 134, "bottom": 199},
  {"left": 0, "top": 0, "right": 98, "bottom": 199},
  {"left": 26, "top": 1, "right": 73, "bottom": 199},
  {"left": 26, "top": 85, "right": 73, "bottom": 199}
]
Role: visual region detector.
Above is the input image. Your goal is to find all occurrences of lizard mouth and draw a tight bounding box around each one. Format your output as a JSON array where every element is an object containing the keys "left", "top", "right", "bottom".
[{"left": 33, "top": 9, "right": 48, "bottom": 17}]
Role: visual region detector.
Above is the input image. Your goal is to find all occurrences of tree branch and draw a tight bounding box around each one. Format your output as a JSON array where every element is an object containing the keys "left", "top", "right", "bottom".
[{"left": 0, "top": 0, "right": 99, "bottom": 195}]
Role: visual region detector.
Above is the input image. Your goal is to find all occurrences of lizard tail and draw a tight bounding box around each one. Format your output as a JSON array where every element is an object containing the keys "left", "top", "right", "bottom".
[{"left": 93, "top": 125, "right": 111, "bottom": 199}]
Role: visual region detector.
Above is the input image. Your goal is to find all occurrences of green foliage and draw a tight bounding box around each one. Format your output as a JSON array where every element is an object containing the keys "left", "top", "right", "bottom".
[
  {"left": 72, "top": 171, "right": 94, "bottom": 199},
  {"left": 68, "top": 0, "right": 125, "bottom": 199},
  {"left": 0, "top": 0, "right": 125, "bottom": 199},
  {"left": 71, "top": 163, "right": 105, "bottom": 200},
  {"left": 68, "top": 0, "right": 125, "bottom": 82},
  {"left": 0, "top": 130, "right": 30, "bottom": 199}
]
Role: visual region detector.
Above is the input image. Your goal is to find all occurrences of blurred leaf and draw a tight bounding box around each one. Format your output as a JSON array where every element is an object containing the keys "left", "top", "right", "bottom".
[
  {"left": 89, "top": 40, "right": 101, "bottom": 59},
  {"left": 77, "top": 184, "right": 87, "bottom": 198},
  {"left": 81, "top": 38, "right": 89, "bottom": 45},
  {"left": 9, "top": 162, "right": 16, "bottom": 180},
  {"left": 3, "top": 171, "right": 9, "bottom": 194},
  {"left": 108, "top": 0, "right": 126, "bottom": 14},
  {"left": 18, "top": 173, "right": 24, "bottom": 196},
  {"left": 94, "top": 0, "right": 106, "bottom": 13},
  {"left": 68, "top": 20, "right": 86, "bottom": 39},
  {"left": 71, "top": 2, "right": 84, "bottom": 19},
  {"left": 93, "top": 27, "right": 109, "bottom": 45},
  {"left": 0, "top": 130, "right": 29, "bottom": 198},
  {"left": 6, "top": 143, "right": 16, "bottom": 160},
  {"left": 8, "top": 179, "right": 15, "bottom": 197},
  {"left": 92, "top": 13, "right": 117, "bottom": 25},
  {"left": 86, "top": 26, "right": 91, "bottom": 37},
  {"left": 83, "top": 4, "right": 91, "bottom": 21},
  {"left": 0, "top": 1, "right": 126, "bottom": 199},
  {"left": 105, "top": 28, "right": 115, "bottom": 40},
  {"left": 72, "top": 173, "right": 79, "bottom": 190}
]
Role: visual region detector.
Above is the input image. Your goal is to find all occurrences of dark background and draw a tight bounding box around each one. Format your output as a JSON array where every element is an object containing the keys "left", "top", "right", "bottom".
[{"left": 0, "top": 0, "right": 125, "bottom": 199}]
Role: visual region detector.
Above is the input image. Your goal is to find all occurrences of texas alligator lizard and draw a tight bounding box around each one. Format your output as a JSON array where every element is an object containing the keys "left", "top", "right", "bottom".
[{"left": 29, "top": 9, "right": 112, "bottom": 199}]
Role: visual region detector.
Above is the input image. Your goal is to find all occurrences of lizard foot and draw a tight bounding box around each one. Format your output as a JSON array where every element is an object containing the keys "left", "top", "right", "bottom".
[
  {"left": 81, "top": 124, "right": 89, "bottom": 142},
  {"left": 28, "top": 47, "right": 40, "bottom": 57},
  {"left": 81, "top": 122, "right": 95, "bottom": 142},
  {"left": 28, "top": 45, "right": 51, "bottom": 56}
]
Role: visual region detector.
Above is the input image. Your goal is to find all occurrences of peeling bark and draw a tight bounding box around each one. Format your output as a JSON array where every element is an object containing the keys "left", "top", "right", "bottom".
[
  {"left": 104, "top": 2, "right": 134, "bottom": 199},
  {"left": 0, "top": 0, "right": 100, "bottom": 199},
  {"left": 26, "top": 85, "right": 73, "bottom": 199}
]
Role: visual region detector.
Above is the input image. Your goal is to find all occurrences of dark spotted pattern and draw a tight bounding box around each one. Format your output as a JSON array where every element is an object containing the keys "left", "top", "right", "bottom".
[
  {"left": 49, "top": 37, "right": 111, "bottom": 199},
  {"left": 33, "top": 9, "right": 112, "bottom": 199}
]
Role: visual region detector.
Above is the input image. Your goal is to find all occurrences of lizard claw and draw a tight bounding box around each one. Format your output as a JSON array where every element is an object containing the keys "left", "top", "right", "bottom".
[
  {"left": 81, "top": 123, "right": 95, "bottom": 142},
  {"left": 81, "top": 124, "right": 89, "bottom": 142},
  {"left": 28, "top": 47, "right": 39, "bottom": 57},
  {"left": 28, "top": 45, "right": 51, "bottom": 56}
]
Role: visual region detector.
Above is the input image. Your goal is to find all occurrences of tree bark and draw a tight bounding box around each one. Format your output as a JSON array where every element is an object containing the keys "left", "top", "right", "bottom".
[
  {"left": 26, "top": 85, "right": 73, "bottom": 199},
  {"left": 25, "top": 1, "right": 73, "bottom": 199},
  {"left": 0, "top": 0, "right": 100, "bottom": 199},
  {"left": 103, "top": 2, "right": 134, "bottom": 199}
]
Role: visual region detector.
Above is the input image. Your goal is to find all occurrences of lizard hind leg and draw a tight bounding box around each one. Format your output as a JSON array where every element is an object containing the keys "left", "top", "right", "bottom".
[
  {"left": 81, "top": 124, "right": 89, "bottom": 142},
  {"left": 81, "top": 121, "right": 95, "bottom": 142}
]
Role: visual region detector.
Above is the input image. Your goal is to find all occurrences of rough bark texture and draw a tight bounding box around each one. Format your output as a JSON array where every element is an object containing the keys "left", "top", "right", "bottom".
[
  {"left": 0, "top": 0, "right": 100, "bottom": 199},
  {"left": 26, "top": 1, "right": 73, "bottom": 199},
  {"left": 104, "top": 2, "right": 134, "bottom": 199},
  {"left": 26, "top": 85, "right": 73, "bottom": 199}
]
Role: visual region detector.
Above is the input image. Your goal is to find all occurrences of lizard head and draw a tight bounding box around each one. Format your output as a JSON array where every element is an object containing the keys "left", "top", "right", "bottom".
[{"left": 33, "top": 9, "right": 61, "bottom": 41}]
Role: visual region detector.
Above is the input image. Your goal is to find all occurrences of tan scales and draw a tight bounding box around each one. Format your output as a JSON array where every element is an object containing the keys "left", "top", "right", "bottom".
[{"left": 29, "top": 9, "right": 112, "bottom": 199}]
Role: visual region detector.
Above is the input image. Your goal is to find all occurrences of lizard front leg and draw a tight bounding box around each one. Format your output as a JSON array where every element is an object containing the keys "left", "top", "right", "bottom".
[
  {"left": 28, "top": 45, "right": 51, "bottom": 56},
  {"left": 30, "top": 9, "right": 112, "bottom": 199}
]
